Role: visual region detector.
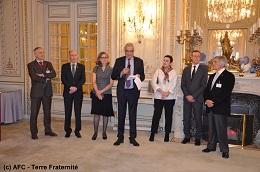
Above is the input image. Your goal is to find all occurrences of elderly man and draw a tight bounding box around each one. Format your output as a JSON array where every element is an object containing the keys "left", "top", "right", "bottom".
[
  {"left": 111, "top": 43, "right": 145, "bottom": 146},
  {"left": 241, "top": 56, "right": 251, "bottom": 73},
  {"left": 202, "top": 56, "right": 235, "bottom": 159}
]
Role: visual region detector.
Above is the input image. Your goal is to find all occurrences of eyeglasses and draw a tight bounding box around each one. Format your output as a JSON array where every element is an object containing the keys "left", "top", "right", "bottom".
[
  {"left": 100, "top": 56, "right": 108, "bottom": 59},
  {"left": 125, "top": 50, "right": 134, "bottom": 53}
]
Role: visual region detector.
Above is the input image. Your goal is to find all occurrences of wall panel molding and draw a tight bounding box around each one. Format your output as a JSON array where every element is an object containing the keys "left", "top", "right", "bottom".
[
  {"left": 0, "top": 0, "right": 21, "bottom": 77},
  {"left": 48, "top": 5, "right": 70, "bottom": 18},
  {"left": 77, "top": 3, "right": 97, "bottom": 18}
]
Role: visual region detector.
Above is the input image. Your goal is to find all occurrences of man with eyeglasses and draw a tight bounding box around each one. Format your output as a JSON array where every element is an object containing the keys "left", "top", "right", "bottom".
[{"left": 112, "top": 42, "right": 145, "bottom": 146}]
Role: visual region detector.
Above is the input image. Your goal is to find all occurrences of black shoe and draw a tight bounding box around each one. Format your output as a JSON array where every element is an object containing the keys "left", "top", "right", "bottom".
[
  {"left": 195, "top": 139, "right": 201, "bottom": 146},
  {"left": 65, "top": 133, "right": 71, "bottom": 138},
  {"left": 181, "top": 138, "right": 190, "bottom": 144},
  {"left": 45, "top": 132, "right": 57, "bottom": 136},
  {"left": 202, "top": 148, "right": 216, "bottom": 153},
  {"left": 222, "top": 152, "right": 229, "bottom": 158},
  {"left": 164, "top": 133, "right": 169, "bottom": 142},
  {"left": 113, "top": 138, "right": 124, "bottom": 146},
  {"left": 102, "top": 133, "right": 107, "bottom": 140},
  {"left": 31, "top": 134, "right": 38, "bottom": 140},
  {"left": 129, "top": 138, "right": 140, "bottom": 146},
  {"left": 92, "top": 133, "right": 97, "bottom": 140},
  {"left": 149, "top": 133, "right": 155, "bottom": 142},
  {"left": 75, "top": 132, "right": 82, "bottom": 138}
]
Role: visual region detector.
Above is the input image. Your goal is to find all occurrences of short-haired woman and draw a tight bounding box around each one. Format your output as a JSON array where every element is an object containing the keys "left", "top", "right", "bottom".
[{"left": 149, "top": 55, "right": 177, "bottom": 142}]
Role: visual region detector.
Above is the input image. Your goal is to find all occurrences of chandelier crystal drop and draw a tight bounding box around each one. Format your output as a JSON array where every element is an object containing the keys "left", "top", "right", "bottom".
[{"left": 206, "top": 0, "right": 255, "bottom": 24}]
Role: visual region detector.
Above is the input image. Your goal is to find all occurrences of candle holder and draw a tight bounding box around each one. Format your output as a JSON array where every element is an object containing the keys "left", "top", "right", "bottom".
[
  {"left": 249, "top": 18, "right": 260, "bottom": 77},
  {"left": 176, "top": 25, "right": 203, "bottom": 66}
]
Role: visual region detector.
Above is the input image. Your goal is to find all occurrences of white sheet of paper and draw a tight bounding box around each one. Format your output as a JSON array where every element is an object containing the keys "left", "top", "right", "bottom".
[
  {"left": 127, "top": 75, "right": 136, "bottom": 80},
  {"left": 134, "top": 76, "right": 142, "bottom": 90}
]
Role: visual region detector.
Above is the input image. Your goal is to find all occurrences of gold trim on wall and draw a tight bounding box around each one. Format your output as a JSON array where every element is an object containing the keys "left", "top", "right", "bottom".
[
  {"left": 23, "top": 0, "right": 30, "bottom": 115},
  {"left": 171, "top": 0, "right": 176, "bottom": 61},
  {"left": 107, "top": 0, "right": 111, "bottom": 56},
  {"left": 155, "top": 0, "right": 162, "bottom": 69},
  {"left": 0, "top": 0, "right": 21, "bottom": 76}
]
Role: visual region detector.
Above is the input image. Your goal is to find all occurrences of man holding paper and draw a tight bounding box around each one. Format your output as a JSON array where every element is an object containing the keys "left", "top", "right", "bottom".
[{"left": 111, "top": 42, "right": 145, "bottom": 146}]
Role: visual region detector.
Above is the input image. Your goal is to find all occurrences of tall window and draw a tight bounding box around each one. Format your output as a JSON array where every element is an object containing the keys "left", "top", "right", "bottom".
[
  {"left": 79, "top": 22, "right": 97, "bottom": 94},
  {"left": 48, "top": 22, "right": 97, "bottom": 95},
  {"left": 49, "top": 22, "right": 70, "bottom": 94}
]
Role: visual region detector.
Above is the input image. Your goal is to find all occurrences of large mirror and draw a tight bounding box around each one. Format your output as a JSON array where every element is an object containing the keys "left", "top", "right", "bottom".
[
  {"left": 207, "top": 29, "right": 248, "bottom": 61},
  {"left": 190, "top": 0, "right": 260, "bottom": 65}
]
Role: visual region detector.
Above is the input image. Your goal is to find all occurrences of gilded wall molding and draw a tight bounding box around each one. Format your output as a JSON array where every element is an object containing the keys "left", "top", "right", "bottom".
[
  {"left": 0, "top": 0, "right": 6, "bottom": 74},
  {"left": 0, "top": 0, "right": 21, "bottom": 76},
  {"left": 23, "top": 0, "right": 30, "bottom": 115},
  {"left": 119, "top": 0, "right": 124, "bottom": 55},
  {"left": 155, "top": 0, "right": 162, "bottom": 69},
  {"left": 106, "top": 0, "right": 111, "bottom": 56},
  {"left": 171, "top": 0, "right": 176, "bottom": 59},
  {"left": 185, "top": 0, "right": 190, "bottom": 27}
]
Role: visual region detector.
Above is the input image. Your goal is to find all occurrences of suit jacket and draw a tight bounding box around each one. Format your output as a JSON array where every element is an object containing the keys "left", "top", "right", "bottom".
[
  {"left": 181, "top": 65, "right": 208, "bottom": 102},
  {"left": 111, "top": 56, "right": 145, "bottom": 99},
  {"left": 203, "top": 69, "right": 235, "bottom": 116},
  {"left": 61, "top": 63, "right": 86, "bottom": 97},
  {"left": 27, "top": 60, "right": 56, "bottom": 97}
]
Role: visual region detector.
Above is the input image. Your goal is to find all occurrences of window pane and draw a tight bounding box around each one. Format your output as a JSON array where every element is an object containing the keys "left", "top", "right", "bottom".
[
  {"left": 50, "top": 36, "right": 59, "bottom": 47},
  {"left": 60, "top": 48, "right": 69, "bottom": 59},
  {"left": 61, "top": 36, "right": 69, "bottom": 47},
  {"left": 89, "top": 23, "right": 97, "bottom": 34},
  {"left": 50, "top": 24, "right": 58, "bottom": 34},
  {"left": 79, "top": 48, "right": 89, "bottom": 59},
  {"left": 80, "top": 36, "right": 88, "bottom": 46},
  {"left": 90, "top": 36, "right": 97, "bottom": 47},
  {"left": 79, "top": 23, "right": 88, "bottom": 34},
  {"left": 60, "top": 23, "right": 70, "bottom": 34},
  {"left": 90, "top": 48, "right": 97, "bottom": 59}
]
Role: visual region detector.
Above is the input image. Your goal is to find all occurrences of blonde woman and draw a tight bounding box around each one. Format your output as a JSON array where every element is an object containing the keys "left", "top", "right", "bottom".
[{"left": 91, "top": 52, "right": 114, "bottom": 140}]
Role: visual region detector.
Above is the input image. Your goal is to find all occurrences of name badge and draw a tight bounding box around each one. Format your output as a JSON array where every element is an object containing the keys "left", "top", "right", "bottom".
[{"left": 216, "top": 83, "right": 222, "bottom": 88}]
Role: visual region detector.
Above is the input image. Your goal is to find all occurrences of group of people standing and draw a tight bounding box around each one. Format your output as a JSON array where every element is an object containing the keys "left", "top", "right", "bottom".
[{"left": 27, "top": 43, "right": 235, "bottom": 159}]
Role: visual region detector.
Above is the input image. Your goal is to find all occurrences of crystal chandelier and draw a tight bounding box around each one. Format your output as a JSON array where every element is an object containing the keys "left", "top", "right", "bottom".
[
  {"left": 206, "top": 0, "right": 255, "bottom": 24},
  {"left": 123, "top": 0, "right": 154, "bottom": 43}
]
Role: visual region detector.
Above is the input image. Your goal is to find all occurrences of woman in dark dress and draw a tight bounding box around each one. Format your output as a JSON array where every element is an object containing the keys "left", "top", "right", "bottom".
[{"left": 91, "top": 52, "right": 114, "bottom": 140}]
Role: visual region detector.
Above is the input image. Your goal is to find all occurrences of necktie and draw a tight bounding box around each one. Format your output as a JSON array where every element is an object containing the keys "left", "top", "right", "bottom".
[
  {"left": 191, "top": 66, "right": 196, "bottom": 82},
  {"left": 39, "top": 61, "right": 43, "bottom": 69},
  {"left": 126, "top": 59, "right": 131, "bottom": 88},
  {"left": 72, "top": 64, "right": 75, "bottom": 77},
  {"left": 211, "top": 72, "right": 219, "bottom": 89}
]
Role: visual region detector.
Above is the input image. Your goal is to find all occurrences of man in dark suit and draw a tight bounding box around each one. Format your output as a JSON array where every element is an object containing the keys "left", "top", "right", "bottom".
[
  {"left": 181, "top": 50, "right": 208, "bottom": 146},
  {"left": 111, "top": 43, "right": 145, "bottom": 146},
  {"left": 61, "top": 50, "right": 86, "bottom": 138},
  {"left": 202, "top": 55, "right": 235, "bottom": 159},
  {"left": 27, "top": 47, "right": 57, "bottom": 140}
]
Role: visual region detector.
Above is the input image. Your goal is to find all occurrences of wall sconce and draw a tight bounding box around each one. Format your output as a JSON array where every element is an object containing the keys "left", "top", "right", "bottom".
[
  {"left": 176, "top": 21, "right": 203, "bottom": 66},
  {"left": 123, "top": 0, "right": 154, "bottom": 43}
]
